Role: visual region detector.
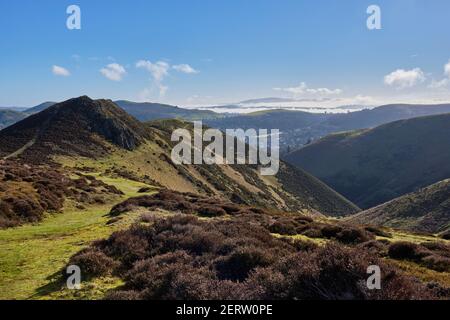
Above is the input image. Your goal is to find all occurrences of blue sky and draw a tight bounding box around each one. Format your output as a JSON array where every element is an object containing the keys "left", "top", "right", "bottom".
[{"left": 1, "top": 0, "right": 450, "bottom": 107}]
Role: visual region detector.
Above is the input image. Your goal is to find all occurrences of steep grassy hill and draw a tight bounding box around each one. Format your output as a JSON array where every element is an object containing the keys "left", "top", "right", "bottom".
[
  {"left": 348, "top": 179, "right": 450, "bottom": 234},
  {"left": 145, "top": 119, "right": 358, "bottom": 216},
  {"left": 285, "top": 113, "right": 450, "bottom": 209},
  {"left": 0, "top": 96, "right": 358, "bottom": 218},
  {"left": 0, "top": 96, "right": 150, "bottom": 161}
]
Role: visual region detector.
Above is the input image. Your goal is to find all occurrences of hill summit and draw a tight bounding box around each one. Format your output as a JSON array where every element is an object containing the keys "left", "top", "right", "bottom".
[{"left": 0, "top": 96, "right": 149, "bottom": 161}]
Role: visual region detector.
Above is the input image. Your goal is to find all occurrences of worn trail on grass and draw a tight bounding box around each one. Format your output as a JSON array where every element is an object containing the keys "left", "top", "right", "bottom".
[{"left": 0, "top": 174, "right": 154, "bottom": 299}]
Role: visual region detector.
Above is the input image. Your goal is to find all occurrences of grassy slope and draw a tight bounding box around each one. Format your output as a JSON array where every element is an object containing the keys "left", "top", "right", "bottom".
[
  {"left": 0, "top": 173, "right": 154, "bottom": 300},
  {"left": 148, "top": 119, "right": 358, "bottom": 216},
  {"left": 348, "top": 179, "right": 450, "bottom": 234},
  {"left": 285, "top": 113, "right": 450, "bottom": 209}
]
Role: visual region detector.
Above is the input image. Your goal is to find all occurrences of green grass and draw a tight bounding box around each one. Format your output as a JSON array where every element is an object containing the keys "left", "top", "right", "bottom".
[
  {"left": 389, "top": 259, "right": 450, "bottom": 287},
  {"left": 377, "top": 230, "right": 447, "bottom": 244},
  {"left": 272, "top": 233, "right": 329, "bottom": 246},
  {"left": 0, "top": 173, "right": 154, "bottom": 300}
]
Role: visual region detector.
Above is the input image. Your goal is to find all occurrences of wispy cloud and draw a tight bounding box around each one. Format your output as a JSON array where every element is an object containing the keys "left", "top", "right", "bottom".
[
  {"left": 136, "top": 60, "right": 171, "bottom": 96},
  {"left": 428, "top": 78, "right": 449, "bottom": 89},
  {"left": 428, "top": 60, "right": 450, "bottom": 89},
  {"left": 173, "top": 64, "right": 199, "bottom": 74},
  {"left": 52, "top": 65, "right": 71, "bottom": 77},
  {"left": 384, "top": 68, "right": 425, "bottom": 89},
  {"left": 445, "top": 60, "right": 450, "bottom": 78},
  {"left": 136, "top": 59, "right": 198, "bottom": 97},
  {"left": 273, "top": 82, "right": 342, "bottom": 98},
  {"left": 100, "top": 63, "right": 126, "bottom": 81}
]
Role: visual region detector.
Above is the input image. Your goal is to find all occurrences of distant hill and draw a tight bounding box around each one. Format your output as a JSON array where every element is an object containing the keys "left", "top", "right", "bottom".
[
  {"left": 320, "top": 103, "right": 450, "bottom": 132},
  {"left": 12, "top": 101, "right": 450, "bottom": 153},
  {"left": 0, "top": 110, "right": 27, "bottom": 130},
  {"left": 348, "top": 179, "right": 450, "bottom": 234},
  {"left": 0, "top": 96, "right": 358, "bottom": 216},
  {"left": 285, "top": 113, "right": 450, "bottom": 209},
  {"left": 114, "top": 100, "right": 221, "bottom": 121},
  {"left": 25, "top": 102, "right": 57, "bottom": 114},
  {"left": 206, "top": 103, "right": 450, "bottom": 153}
]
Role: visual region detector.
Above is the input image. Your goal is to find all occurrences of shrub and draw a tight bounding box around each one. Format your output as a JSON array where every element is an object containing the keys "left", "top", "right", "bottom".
[
  {"left": 69, "top": 249, "right": 118, "bottom": 278},
  {"left": 320, "top": 225, "right": 342, "bottom": 238},
  {"left": 364, "top": 226, "right": 392, "bottom": 238},
  {"left": 215, "top": 247, "right": 274, "bottom": 281},
  {"left": 357, "top": 240, "right": 388, "bottom": 255},
  {"left": 421, "top": 255, "right": 450, "bottom": 272},
  {"left": 246, "top": 244, "right": 433, "bottom": 300},
  {"left": 65, "top": 204, "right": 442, "bottom": 300},
  {"left": 268, "top": 219, "right": 297, "bottom": 235},
  {"left": 334, "top": 227, "right": 373, "bottom": 244},
  {"left": 421, "top": 242, "right": 450, "bottom": 258},
  {"left": 137, "top": 187, "right": 153, "bottom": 193},
  {"left": 388, "top": 242, "right": 428, "bottom": 261},
  {"left": 197, "top": 205, "right": 227, "bottom": 217}
]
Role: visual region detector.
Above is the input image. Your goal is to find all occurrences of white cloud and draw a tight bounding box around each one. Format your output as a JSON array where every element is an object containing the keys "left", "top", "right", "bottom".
[
  {"left": 136, "top": 60, "right": 171, "bottom": 98},
  {"left": 52, "top": 65, "right": 70, "bottom": 77},
  {"left": 136, "top": 60, "right": 170, "bottom": 82},
  {"left": 136, "top": 59, "right": 198, "bottom": 98},
  {"left": 273, "top": 82, "right": 342, "bottom": 98},
  {"left": 428, "top": 78, "right": 449, "bottom": 89},
  {"left": 351, "top": 94, "right": 376, "bottom": 105},
  {"left": 384, "top": 68, "right": 425, "bottom": 89},
  {"left": 445, "top": 60, "right": 450, "bottom": 78},
  {"left": 173, "top": 64, "right": 199, "bottom": 74},
  {"left": 426, "top": 60, "right": 450, "bottom": 89},
  {"left": 100, "top": 63, "right": 126, "bottom": 81}
]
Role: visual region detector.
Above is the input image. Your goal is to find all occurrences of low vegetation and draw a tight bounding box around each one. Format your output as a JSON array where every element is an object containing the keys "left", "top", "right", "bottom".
[
  {"left": 388, "top": 241, "right": 450, "bottom": 272},
  {"left": 63, "top": 190, "right": 449, "bottom": 300},
  {"left": 0, "top": 160, "right": 123, "bottom": 228}
]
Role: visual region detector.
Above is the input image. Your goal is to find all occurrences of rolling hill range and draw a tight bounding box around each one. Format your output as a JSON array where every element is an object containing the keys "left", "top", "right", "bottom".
[
  {"left": 285, "top": 113, "right": 450, "bottom": 210},
  {"left": 0, "top": 96, "right": 358, "bottom": 218},
  {"left": 114, "top": 100, "right": 221, "bottom": 121},
  {"left": 348, "top": 179, "right": 450, "bottom": 234},
  {"left": 3, "top": 101, "right": 450, "bottom": 155},
  {"left": 205, "top": 103, "right": 450, "bottom": 152}
]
